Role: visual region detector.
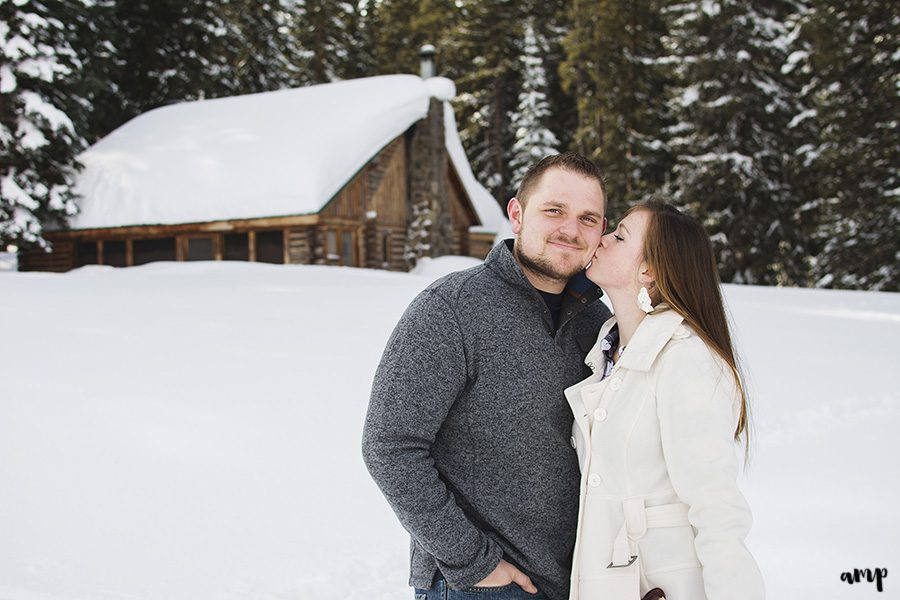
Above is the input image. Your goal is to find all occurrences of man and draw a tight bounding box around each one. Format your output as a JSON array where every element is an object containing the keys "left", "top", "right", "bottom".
[{"left": 362, "top": 152, "right": 612, "bottom": 600}]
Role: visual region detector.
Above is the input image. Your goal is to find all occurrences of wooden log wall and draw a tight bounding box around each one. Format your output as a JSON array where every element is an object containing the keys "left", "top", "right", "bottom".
[
  {"left": 365, "top": 224, "right": 407, "bottom": 270},
  {"left": 18, "top": 238, "right": 74, "bottom": 272},
  {"left": 287, "top": 227, "right": 313, "bottom": 264},
  {"left": 321, "top": 176, "right": 366, "bottom": 221},
  {"left": 367, "top": 136, "right": 407, "bottom": 227},
  {"left": 468, "top": 232, "right": 497, "bottom": 260}
]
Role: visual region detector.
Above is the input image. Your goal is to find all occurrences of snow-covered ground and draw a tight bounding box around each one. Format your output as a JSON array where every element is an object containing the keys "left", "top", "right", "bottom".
[{"left": 1, "top": 260, "right": 898, "bottom": 600}]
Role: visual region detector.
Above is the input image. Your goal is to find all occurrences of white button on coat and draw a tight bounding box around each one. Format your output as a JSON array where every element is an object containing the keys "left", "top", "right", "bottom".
[
  {"left": 609, "top": 377, "right": 622, "bottom": 391},
  {"left": 588, "top": 473, "right": 602, "bottom": 487},
  {"left": 593, "top": 407, "right": 608, "bottom": 422}
]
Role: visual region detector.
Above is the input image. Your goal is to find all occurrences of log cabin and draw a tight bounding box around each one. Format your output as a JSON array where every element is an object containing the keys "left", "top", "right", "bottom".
[{"left": 19, "top": 74, "right": 506, "bottom": 272}]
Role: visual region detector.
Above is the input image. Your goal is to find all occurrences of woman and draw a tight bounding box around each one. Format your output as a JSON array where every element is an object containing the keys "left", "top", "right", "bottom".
[{"left": 566, "top": 200, "right": 765, "bottom": 600}]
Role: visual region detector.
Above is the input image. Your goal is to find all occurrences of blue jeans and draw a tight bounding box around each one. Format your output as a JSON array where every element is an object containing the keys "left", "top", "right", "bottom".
[{"left": 414, "top": 574, "right": 549, "bottom": 600}]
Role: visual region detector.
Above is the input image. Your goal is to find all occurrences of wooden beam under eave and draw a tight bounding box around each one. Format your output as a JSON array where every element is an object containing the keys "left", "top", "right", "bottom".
[{"left": 46, "top": 214, "right": 321, "bottom": 241}]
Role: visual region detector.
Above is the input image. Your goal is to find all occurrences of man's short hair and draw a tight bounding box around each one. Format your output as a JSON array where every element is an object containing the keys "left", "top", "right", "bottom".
[{"left": 515, "top": 152, "right": 607, "bottom": 208}]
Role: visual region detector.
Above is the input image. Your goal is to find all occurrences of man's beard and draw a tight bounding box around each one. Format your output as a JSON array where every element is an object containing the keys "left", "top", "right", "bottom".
[{"left": 515, "top": 238, "right": 586, "bottom": 283}]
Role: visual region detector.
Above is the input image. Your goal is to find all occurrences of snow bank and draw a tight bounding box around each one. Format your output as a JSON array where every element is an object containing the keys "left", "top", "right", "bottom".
[
  {"left": 1, "top": 264, "right": 898, "bottom": 599},
  {"left": 409, "top": 255, "right": 483, "bottom": 281},
  {"left": 0, "top": 251, "right": 17, "bottom": 271}
]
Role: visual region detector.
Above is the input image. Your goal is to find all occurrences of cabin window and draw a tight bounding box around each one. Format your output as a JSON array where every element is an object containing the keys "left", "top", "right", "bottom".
[
  {"left": 133, "top": 237, "right": 176, "bottom": 265},
  {"left": 382, "top": 234, "right": 390, "bottom": 265},
  {"left": 104, "top": 240, "right": 127, "bottom": 267},
  {"left": 256, "top": 230, "right": 284, "bottom": 264},
  {"left": 325, "top": 231, "right": 338, "bottom": 260},
  {"left": 224, "top": 233, "right": 249, "bottom": 261},
  {"left": 341, "top": 231, "right": 355, "bottom": 266},
  {"left": 323, "top": 229, "right": 355, "bottom": 265},
  {"left": 75, "top": 241, "right": 98, "bottom": 267},
  {"left": 186, "top": 236, "right": 214, "bottom": 261}
]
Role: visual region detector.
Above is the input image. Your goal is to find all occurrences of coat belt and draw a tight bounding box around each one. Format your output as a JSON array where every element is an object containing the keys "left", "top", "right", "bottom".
[{"left": 611, "top": 497, "right": 691, "bottom": 568}]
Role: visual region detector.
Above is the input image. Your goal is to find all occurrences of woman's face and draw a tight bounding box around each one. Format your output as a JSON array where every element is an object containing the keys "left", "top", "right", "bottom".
[{"left": 586, "top": 209, "right": 652, "bottom": 291}]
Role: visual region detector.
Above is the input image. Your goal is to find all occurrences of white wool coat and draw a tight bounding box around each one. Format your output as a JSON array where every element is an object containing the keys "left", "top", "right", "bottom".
[{"left": 565, "top": 308, "right": 765, "bottom": 600}]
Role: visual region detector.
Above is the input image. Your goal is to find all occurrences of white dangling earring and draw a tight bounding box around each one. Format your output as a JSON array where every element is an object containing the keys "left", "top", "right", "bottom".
[
  {"left": 637, "top": 286, "right": 654, "bottom": 313},
  {"left": 585, "top": 260, "right": 593, "bottom": 270}
]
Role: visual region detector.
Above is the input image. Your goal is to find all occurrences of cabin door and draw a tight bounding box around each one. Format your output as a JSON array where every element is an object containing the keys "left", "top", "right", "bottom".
[{"left": 325, "top": 229, "right": 357, "bottom": 267}]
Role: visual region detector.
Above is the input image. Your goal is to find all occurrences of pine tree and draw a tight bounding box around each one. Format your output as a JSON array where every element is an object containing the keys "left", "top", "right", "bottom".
[
  {"left": 1, "top": 0, "right": 86, "bottom": 248},
  {"left": 560, "top": 0, "right": 601, "bottom": 164},
  {"left": 69, "top": 0, "right": 118, "bottom": 144},
  {"left": 453, "top": 0, "right": 525, "bottom": 203},
  {"left": 664, "top": 0, "right": 808, "bottom": 285},
  {"left": 83, "top": 0, "right": 243, "bottom": 139},
  {"left": 222, "top": 0, "right": 303, "bottom": 93},
  {"left": 293, "top": 0, "right": 359, "bottom": 83},
  {"left": 561, "top": 0, "right": 673, "bottom": 214},
  {"left": 528, "top": 0, "right": 577, "bottom": 153},
  {"left": 792, "top": 0, "right": 899, "bottom": 291},
  {"left": 510, "top": 18, "right": 560, "bottom": 187},
  {"left": 366, "top": 0, "right": 461, "bottom": 77},
  {"left": 337, "top": 0, "right": 374, "bottom": 80}
]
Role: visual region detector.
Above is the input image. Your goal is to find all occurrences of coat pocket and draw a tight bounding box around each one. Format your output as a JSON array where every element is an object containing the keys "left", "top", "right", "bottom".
[
  {"left": 643, "top": 564, "right": 704, "bottom": 600},
  {"left": 637, "top": 524, "right": 701, "bottom": 575}
]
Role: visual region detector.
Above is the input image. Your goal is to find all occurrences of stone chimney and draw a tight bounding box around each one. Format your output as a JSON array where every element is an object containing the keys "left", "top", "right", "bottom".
[{"left": 403, "top": 44, "right": 455, "bottom": 268}]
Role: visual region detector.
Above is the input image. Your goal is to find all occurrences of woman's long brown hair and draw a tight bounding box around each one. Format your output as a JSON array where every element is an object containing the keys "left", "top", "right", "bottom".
[{"left": 626, "top": 199, "right": 749, "bottom": 442}]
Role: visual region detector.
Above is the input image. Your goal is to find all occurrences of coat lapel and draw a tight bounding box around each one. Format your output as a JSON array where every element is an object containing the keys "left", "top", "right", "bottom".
[
  {"left": 615, "top": 308, "right": 685, "bottom": 372},
  {"left": 565, "top": 309, "right": 685, "bottom": 467},
  {"left": 582, "top": 315, "right": 618, "bottom": 374}
]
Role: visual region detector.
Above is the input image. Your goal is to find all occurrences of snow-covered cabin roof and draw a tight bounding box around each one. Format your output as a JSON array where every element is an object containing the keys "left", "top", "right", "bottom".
[{"left": 70, "top": 75, "right": 505, "bottom": 233}]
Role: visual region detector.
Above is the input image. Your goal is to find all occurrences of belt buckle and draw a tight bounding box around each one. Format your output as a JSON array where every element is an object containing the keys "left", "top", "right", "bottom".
[{"left": 606, "top": 555, "right": 638, "bottom": 568}]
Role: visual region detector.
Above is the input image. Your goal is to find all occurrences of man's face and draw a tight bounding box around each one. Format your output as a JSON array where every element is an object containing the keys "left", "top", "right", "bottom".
[{"left": 507, "top": 168, "right": 607, "bottom": 287}]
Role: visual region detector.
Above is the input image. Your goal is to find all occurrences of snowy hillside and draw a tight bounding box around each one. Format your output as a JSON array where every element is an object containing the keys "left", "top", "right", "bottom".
[{"left": 1, "top": 261, "right": 898, "bottom": 599}]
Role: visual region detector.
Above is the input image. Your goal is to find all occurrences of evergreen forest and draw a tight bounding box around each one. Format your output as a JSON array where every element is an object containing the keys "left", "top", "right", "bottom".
[{"left": 1, "top": 0, "right": 897, "bottom": 290}]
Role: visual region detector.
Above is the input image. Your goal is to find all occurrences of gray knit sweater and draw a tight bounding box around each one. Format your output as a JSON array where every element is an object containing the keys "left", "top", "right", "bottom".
[{"left": 361, "top": 240, "right": 611, "bottom": 600}]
